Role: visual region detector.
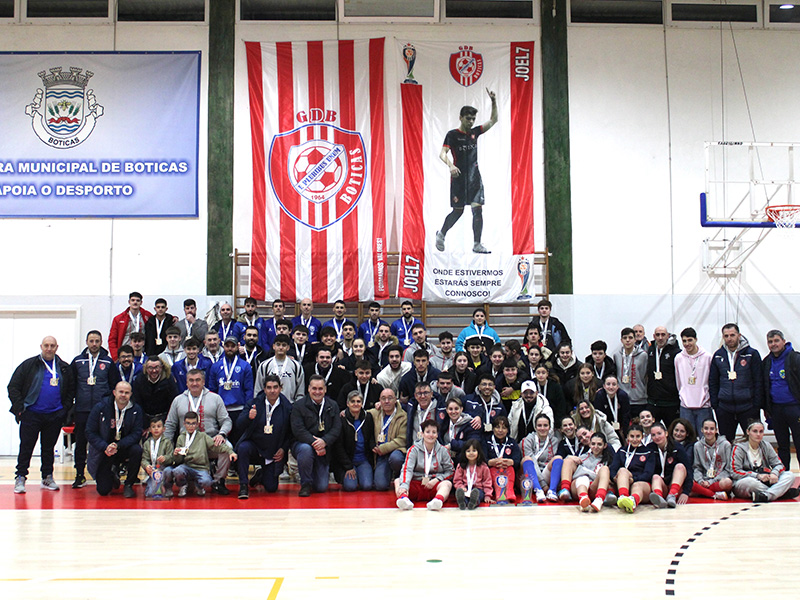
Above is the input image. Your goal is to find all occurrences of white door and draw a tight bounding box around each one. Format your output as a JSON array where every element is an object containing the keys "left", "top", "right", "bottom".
[{"left": 0, "top": 308, "right": 81, "bottom": 456}]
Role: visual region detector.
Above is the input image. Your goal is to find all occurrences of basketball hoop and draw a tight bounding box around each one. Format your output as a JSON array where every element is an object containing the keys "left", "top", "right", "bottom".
[{"left": 766, "top": 205, "right": 800, "bottom": 231}]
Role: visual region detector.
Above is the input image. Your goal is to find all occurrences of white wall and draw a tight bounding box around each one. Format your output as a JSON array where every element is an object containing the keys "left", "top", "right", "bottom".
[
  {"left": 566, "top": 23, "right": 800, "bottom": 357},
  {"left": 0, "top": 21, "right": 210, "bottom": 345}
]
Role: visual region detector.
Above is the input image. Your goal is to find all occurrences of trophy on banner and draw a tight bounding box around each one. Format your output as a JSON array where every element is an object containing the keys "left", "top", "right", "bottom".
[
  {"left": 149, "top": 468, "right": 167, "bottom": 500},
  {"left": 402, "top": 43, "right": 418, "bottom": 84},
  {"left": 516, "top": 256, "right": 532, "bottom": 300},
  {"left": 494, "top": 470, "right": 510, "bottom": 505}
]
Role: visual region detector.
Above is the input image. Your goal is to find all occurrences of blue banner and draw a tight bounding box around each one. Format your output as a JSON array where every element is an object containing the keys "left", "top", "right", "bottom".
[{"left": 0, "top": 52, "right": 200, "bottom": 217}]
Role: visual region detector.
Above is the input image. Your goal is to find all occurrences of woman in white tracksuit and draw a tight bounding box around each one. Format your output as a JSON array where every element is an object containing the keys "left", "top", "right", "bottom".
[{"left": 731, "top": 420, "right": 796, "bottom": 503}]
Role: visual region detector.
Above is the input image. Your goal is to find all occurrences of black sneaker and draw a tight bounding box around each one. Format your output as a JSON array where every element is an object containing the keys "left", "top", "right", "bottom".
[
  {"left": 123, "top": 484, "right": 136, "bottom": 499},
  {"left": 298, "top": 483, "right": 312, "bottom": 497},
  {"left": 238, "top": 484, "right": 249, "bottom": 500},
  {"left": 213, "top": 481, "right": 230, "bottom": 496},
  {"left": 249, "top": 467, "right": 263, "bottom": 487},
  {"left": 752, "top": 490, "right": 770, "bottom": 503},
  {"left": 781, "top": 487, "right": 800, "bottom": 500},
  {"left": 72, "top": 475, "right": 86, "bottom": 489},
  {"left": 467, "top": 488, "right": 481, "bottom": 510},
  {"left": 111, "top": 467, "right": 121, "bottom": 490}
]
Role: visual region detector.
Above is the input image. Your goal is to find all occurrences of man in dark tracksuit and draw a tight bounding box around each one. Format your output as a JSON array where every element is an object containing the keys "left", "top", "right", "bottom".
[
  {"left": 70, "top": 330, "right": 120, "bottom": 488},
  {"left": 709, "top": 324, "right": 763, "bottom": 442},
  {"left": 8, "top": 336, "right": 75, "bottom": 494},
  {"left": 763, "top": 330, "right": 800, "bottom": 470}
]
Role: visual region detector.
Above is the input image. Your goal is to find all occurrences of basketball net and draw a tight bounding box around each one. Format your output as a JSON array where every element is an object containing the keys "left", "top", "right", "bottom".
[{"left": 766, "top": 205, "right": 800, "bottom": 235}]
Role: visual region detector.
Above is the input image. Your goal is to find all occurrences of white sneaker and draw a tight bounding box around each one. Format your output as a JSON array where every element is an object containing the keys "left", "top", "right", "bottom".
[
  {"left": 14, "top": 476, "right": 26, "bottom": 494},
  {"left": 713, "top": 491, "right": 729, "bottom": 501},
  {"left": 545, "top": 489, "right": 558, "bottom": 503},
  {"left": 177, "top": 485, "right": 188, "bottom": 498},
  {"left": 426, "top": 498, "right": 443, "bottom": 511},
  {"left": 396, "top": 496, "right": 414, "bottom": 510},
  {"left": 590, "top": 497, "right": 603, "bottom": 513},
  {"left": 535, "top": 489, "right": 546, "bottom": 503},
  {"left": 41, "top": 475, "right": 60, "bottom": 491}
]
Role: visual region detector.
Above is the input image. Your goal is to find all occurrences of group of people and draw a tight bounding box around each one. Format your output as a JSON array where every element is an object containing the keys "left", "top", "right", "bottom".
[{"left": 7, "top": 295, "right": 798, "bottom": 512}]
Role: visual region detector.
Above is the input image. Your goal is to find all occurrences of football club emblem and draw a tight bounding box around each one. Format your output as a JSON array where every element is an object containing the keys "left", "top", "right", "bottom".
[
  {"left": 25, "top": 66, "right": 104, "bottom": 149},
  {"left": 449, "top": 46, "right": 484, "bottom": 87},
  {"left": 268, "top": 123, "right": 366, "bottom": 231}
]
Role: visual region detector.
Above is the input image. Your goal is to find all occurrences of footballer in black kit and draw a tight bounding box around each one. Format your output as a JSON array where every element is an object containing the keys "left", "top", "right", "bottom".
[{"left": 436, "top": 88, "right": 498, "bottom": 254}]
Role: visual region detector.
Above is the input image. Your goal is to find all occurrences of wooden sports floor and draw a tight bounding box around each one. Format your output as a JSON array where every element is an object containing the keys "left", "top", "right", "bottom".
[{"left": 1, "top": 458, "right": 798, "bottom": 600}]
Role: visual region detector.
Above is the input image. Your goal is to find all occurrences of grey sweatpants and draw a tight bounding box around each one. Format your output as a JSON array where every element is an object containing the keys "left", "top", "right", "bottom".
[{"left": 732, "top": 471, "right": 795, "bottom": 501}]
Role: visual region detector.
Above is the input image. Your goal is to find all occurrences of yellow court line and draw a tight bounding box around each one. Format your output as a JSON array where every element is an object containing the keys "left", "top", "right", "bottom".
[
  {"left": 2, "top": 576, "right": 284, "bottom": 598},
  {"left": 315, "top": 576, "right": 340, "bottom": 579}
]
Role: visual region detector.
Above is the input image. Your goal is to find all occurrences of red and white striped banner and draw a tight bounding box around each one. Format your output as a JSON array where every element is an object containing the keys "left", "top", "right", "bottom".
[
  {"left": 245, "top": 39, "right": 388, "bottom": 302},
  {"left": 396, "top": 41, "right": 537, "bottom": 303}
]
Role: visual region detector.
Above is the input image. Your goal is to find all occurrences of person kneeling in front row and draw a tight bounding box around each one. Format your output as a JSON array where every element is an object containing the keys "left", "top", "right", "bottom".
[{"left": 395, "top": 419, "right": 454, "bottom": 511}]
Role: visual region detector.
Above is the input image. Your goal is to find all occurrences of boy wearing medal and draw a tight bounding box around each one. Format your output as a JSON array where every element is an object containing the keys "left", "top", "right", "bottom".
[
  {"left": 367, "top": 389, "right": 408, "bottom": 491},
  {"left": 166, "top": 411, "right": 237, "bottom": 497},
  {"left": 613, "top": 327, "right": 649, "bottom": 412},
  {"left": 674, "top": 327, "right": 713, "bottom": 437},
  {"left": 358, "top": 301, "right": 387, "bottom": 345},
  {"left": 144, "top": 298, "right": 176, "bottom": 356},
  {"left": 141, "top": 416, "right": 175, "bottom": 498},
  {"left": 235, "top": 375, "right": 293, "bottom": 499},
  {"left": 158, "top": 326, "right": 185, "bottom": 367},
  {"left": 395, "top": 419, "right": 454, "bottom": 510},
  {"left": 391, "top": 300, "right": 423, "bottom": 349},
  {"left": 9, "top": 336, "right": 76, "bottom": 494}
]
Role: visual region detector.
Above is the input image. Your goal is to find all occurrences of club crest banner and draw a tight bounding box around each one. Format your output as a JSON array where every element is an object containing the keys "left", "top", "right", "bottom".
[
  {"left": 396, "top": 41, "right": 537, "bottom": 302},
  {"left": 245, "top": 39, "right": 388, "bottom": 303},
  {"left": 0, "top": 52, "right": 200, "bottom": 217}
]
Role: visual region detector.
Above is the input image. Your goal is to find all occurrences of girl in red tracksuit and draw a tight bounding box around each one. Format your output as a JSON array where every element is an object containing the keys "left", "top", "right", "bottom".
[{"left": 453, "top": 439, "right": 493, "bottom": 510}]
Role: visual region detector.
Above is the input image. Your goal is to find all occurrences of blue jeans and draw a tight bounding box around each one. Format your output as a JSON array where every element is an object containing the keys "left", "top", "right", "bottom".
[
  {"left": 680, "top": 406, "right": 714, "bottom": 442},
  {"left": 169, "top": 464, "right": 213, "bottom": 491},
  {"left": 342, "top": 460, "right": 373, "bottom": 492},
  {"left": 374, "top": 450, "right": 406, "bottom": 491},
  {"left": 293, "top": 442, "right": 330, "bottom": 492}
]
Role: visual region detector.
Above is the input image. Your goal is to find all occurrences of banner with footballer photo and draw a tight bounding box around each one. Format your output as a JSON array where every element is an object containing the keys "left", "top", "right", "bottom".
[
  {"left": 245, "top": 39, "right": 389, "bottom": 303},
  {"left": 395, "top": 41, "right": 538, "bottom": 303}
]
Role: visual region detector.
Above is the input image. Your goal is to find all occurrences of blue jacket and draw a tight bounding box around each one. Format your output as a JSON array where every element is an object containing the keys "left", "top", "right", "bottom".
[
  {"left": 391, "top": 317, "right": 423, "bottom": 347},
  {"left": 708, "top": 342, "right": 763, "bottom": 412},
  {"left": 438, "top": 415, "right": 479, "bottom": 457},
  {"left": 291, "top": 315, "right": 323, "bottom": 343},
  {"left": 236, "top": 392, "right": 293, "bottom": 459},
  {"left": 482, "top": 435, "right": 522, "bottom": 468},
  {"left": 86, "top": 398, "right": 144, "bottom": 479},
  {"left": 116, "top": 361, "right": 143, "bottom": 385},
  {"left": 172, "top": 356, "right": 213, "bottom": 393},
  {"left": 208, "top": 356, "right": 254, "bottom": 408},
  {"left": 71, "top": 347, "right": 119, "bottom": 413},
  {"left": 455, "top": 322, "right": 501, "bottom": 352},
  {"left": 358, "top": 319, "right": 388, "bottom": 343},
  {"left": 610, "top": 444, "right": 654, "bottom": 482},
  {"left": 463, "top": 393, "right": 508, "bottom": 428}
]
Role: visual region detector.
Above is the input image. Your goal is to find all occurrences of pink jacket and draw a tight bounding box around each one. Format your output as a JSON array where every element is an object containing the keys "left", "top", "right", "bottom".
[
  {"left": 675, "top": 347, "right": 712, "bottom": 409},
  {"left": 453, "top": 463, "right": 493, "bottom": 499}
]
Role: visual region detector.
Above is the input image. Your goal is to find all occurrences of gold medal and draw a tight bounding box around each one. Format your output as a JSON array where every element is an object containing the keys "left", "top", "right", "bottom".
[
  {"left": 707, "top": 468, "right": 716, "bottom": 478},
  {"left": 378, "top": 433, "right": 386, "bottom": 443},
  {"left": 264, "top": 425, "right": 273, "bottom": 434},
  {"left": 318, "top": 421, "right": 325, "bottom": 432},
  {"left": 417, "top": 431, "right": 423, "bottom": 439},
  {"left": 622, "top": 376, "right": 630, "bottom": 384},
  {"left": 612, "top": 421, "right": 620, "bottom": 430},
  {"left": 728, "top": 371, "right": 737, "bottom": 380},
  {"left": 115, "top": 431, "right": 122, "bottom": 441},
  {"left": 50, "top": 377, "right": 59, "bottom": 386},
  {"left": 87, "top": 376, "right": 96, "bottom": 386},
  {"left": 223, "top": 381, "right": 233, "bottom": 390},
  {"left": 155, "top": 337, "right": 162, "bottom": 345},
  {"left": 688, "top": 376, "right": 696, "bottom": 385}
]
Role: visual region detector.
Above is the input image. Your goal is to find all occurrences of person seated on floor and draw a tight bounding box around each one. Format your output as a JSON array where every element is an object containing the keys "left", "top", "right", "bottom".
[
  {"left": 367, "top": 388, "right": 408, "bottom": 491},
  {"left": 141, "top": 415, "right": 175, "bottom": 498},
  {"left": 290, "top": 374, "right": 342, "bottom": 497},
  {"left": 395, "top": 419, "right": 454, "bottom": 511},
  {"left": 731, "top": 419, "right": 799, "bottom": 503},
  {"left": 86, "top": 381, "right": 144, "bottom": 498},
  {"left": 333, "top": 390, "right": 376, "bottom": 493},
  {"left": 165, "top": 411, "right": 237, "bottom": 497},
  {"left": 235, "top": 374, "right": 293, "bottom": 499}
]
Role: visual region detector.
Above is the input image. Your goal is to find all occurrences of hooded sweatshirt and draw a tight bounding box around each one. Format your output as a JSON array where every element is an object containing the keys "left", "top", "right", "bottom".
[
  {"left": 675, "top": 346, "right": 712, "bottom": 409},
  {"left": 693, "top": 435, "right": 732, "bottom": 483}
]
